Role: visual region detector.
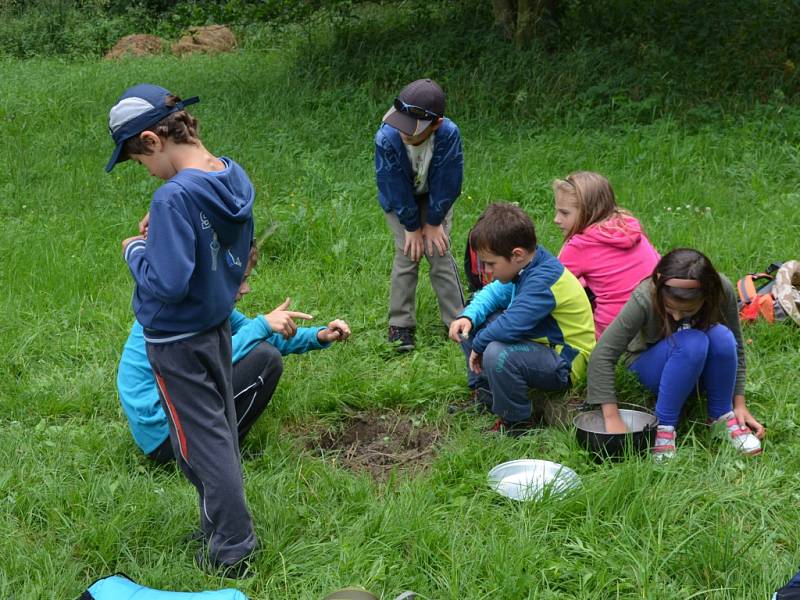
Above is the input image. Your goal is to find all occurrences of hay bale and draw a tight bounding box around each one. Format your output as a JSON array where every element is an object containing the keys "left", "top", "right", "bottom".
[
  {"left": 105, "top": 34, "right": 165, "bottom": 60},
  {"left": 172, "top": 25, "right": 237, "bottom": 56}
]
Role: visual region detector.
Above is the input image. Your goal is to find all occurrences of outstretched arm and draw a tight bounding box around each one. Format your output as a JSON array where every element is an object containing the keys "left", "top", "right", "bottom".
[{"left": 317, "top": 319, "right": 351, "bottom": 343}]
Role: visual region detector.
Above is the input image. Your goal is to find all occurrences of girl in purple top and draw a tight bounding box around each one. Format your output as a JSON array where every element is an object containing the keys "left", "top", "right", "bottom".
[{"left": 553, "top": 171, "right": 660, "bottom": 338}]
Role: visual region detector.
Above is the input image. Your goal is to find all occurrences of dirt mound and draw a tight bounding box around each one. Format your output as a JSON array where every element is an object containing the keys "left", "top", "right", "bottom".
[
  {"left": 105, "top": 34, "right": 165, "bottom": 59},
  {"left": 172, "top": 25, "right": 237, "bottom": 56},
  {"left": 309, "top": 411, "right": 441, "bottom": 480}
]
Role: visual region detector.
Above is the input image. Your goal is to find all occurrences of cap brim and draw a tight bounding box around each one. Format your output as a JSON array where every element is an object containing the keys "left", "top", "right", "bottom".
[
  {"left": 382, "top": 106, "right": 433, "bottom": 136},
  {"left": 105, "top": 142, "right": 126, "bottom": 173}
]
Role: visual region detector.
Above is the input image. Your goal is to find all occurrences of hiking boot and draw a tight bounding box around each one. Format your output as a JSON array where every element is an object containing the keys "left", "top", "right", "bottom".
[
  {"left": 388, "top": 326, "right": 415, "bottom": 352},
  {"left": 711, "top": 411, "right": 762, "bottom": 455},
  {"left": 487, "top": 417, "right": 538, "bottom": 438},
  {"left": 195, "top": 548, "right": 253, "bottom": 579},
  {"left": 652, "top": 425, "right": 676, "bottom": 461},
  {"left": 448, "top": 386, "right": 492, "bottom": 414}
]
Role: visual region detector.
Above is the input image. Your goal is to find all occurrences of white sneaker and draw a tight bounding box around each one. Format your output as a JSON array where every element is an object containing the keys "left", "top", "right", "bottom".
[
  {"left": 652, "top": 425, "right": 676, "bottom": 460},
  {"left": 714, "top": 411, "right": 762, "bottom": 455}
]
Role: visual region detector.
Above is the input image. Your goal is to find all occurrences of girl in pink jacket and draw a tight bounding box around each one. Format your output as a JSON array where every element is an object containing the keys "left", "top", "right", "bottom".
[{"left": 553, "top": 171, "right": 660, "bottom": 338}]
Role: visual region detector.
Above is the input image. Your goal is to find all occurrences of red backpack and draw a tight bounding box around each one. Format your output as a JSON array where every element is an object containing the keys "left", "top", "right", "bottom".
[
  {"left": 737, "top": 262, "right": 784, "bottom": 323},
  {"left": 463, "top": 227, "right": 493, "bottom": 292}
]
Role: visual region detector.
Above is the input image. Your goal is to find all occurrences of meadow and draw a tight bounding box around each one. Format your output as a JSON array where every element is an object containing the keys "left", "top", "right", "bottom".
[{"left": 2, "top": 18, "right": 800, "bottom": 599}]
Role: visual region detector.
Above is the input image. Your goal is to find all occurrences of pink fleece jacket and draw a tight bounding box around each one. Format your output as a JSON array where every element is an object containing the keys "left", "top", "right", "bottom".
[{"left": 558, "top": 215, "right": 660, "bottom": 338}]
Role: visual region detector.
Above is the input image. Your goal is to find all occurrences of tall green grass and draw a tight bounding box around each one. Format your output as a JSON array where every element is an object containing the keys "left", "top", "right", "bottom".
[{"left": 1, "top": 28, "right": 800, "bottom": 600}]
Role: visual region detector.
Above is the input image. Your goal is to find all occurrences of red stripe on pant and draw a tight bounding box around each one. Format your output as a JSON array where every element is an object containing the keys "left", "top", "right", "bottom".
[{"left": 155, "top": 373, "right": 189, "bottom": 462}]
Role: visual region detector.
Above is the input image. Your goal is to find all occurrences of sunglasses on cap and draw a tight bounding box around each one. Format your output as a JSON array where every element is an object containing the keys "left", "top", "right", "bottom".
[{"left": 394, "top": 98, "right": 441, "bottom": 121}]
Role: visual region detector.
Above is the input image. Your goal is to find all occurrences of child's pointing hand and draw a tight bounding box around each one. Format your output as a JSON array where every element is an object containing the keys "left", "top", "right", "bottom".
[{"left": 263, "top": 297, "right": 313, "bottom": 339}]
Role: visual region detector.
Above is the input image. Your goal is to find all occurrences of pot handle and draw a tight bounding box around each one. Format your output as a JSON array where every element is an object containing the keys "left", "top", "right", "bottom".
[
  {"left": 615, "top": 401, "right": 655, "bottom": 416},
  {"left": 576, "top": 401, "right": 653, "bottom": 414}
]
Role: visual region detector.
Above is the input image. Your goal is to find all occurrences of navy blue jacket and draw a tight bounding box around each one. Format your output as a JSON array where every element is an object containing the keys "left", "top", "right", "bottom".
[
  {"left": 124, "top": 157, "right": 255, "bottom": 341},
  {"left": 375, "top": 118, "right": 464, "bottom": 231}
]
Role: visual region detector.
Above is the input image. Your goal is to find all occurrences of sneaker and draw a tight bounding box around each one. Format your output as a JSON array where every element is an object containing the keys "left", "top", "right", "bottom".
[
  {"left": 652, "top": 425, "right": 676, "bottom": 460},
  {"left": 448, "top": 387, "right": 492, "bottom": 414},
  {"left": 388, "top": 326, "right": 415, "bottom": 352},
  {"left": 488, "top": 417, "right": 538, "bottom": 438},
  {"left": 712, "top": 412, "right": 762, "bottom": 456},
  {"left": 195, "top": 548, "right": 252, "bottom": 579},
  {"left": 181, "top": 528, "right": 206, "bottom": 546}
]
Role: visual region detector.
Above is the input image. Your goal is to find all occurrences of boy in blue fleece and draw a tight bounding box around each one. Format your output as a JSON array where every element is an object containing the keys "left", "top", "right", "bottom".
[
  {"left": 448, "top": 203, "right": 596, "bottom": 436},
  {"left": 376, "top": 78, "right": 465, "bottom": 351},
  {"left": 117, "top": 244, "right": 351, "bottom": 463},
  {"left": 109, "top": 83, "right": 262, "bottom": 575}
]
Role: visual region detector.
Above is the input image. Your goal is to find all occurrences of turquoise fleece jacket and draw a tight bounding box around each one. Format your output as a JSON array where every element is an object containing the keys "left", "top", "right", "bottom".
[{"left": 116, "top": 310, "right": 329, "bottom": 454}]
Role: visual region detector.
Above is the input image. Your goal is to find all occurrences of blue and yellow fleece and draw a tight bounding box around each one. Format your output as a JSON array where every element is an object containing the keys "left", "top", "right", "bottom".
[{"left": 462, "top": 246, "right": 596, "bottom": 381}]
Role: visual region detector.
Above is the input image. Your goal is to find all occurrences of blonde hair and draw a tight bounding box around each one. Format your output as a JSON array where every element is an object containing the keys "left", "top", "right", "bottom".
[{"left": 552, "top": 171, "right": 631, "bottom": 239}]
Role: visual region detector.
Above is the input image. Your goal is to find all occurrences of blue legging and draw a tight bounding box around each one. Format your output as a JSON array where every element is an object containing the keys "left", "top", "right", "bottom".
[{"left": 629, "top": 325, "right": 737, "bottom": 427}]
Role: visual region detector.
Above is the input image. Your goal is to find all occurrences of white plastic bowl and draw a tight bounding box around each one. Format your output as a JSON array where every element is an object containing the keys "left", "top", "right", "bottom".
[{"left": 488, "top": 459, "right": 581, "bottom": 501}]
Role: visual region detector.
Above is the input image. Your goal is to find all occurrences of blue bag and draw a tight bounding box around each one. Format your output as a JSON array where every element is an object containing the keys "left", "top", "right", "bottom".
[
  {"left": 774, "top": 568, "right": 800, "bottom": 600},
  {"left": 77, "top": 573, "right": 248, "bottom": 600}
]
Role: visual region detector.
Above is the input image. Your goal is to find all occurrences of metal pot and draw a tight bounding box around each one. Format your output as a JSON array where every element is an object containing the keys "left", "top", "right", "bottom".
[{"left": 573, "top": 404, "right": 657, "bottom": 458}]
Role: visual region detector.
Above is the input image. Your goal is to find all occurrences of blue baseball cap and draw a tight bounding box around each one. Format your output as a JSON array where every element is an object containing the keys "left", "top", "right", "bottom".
[{"left": 105, "top": 83, "right": 199, "bottom": 172}]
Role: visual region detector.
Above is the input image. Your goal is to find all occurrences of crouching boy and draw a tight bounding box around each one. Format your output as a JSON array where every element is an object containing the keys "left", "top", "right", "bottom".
[
  {"left": 117, "top": 243, "right": 351, "bottom": 464},
  {"left": 448, "top": 203, "right": 596, "bottom": 436}
]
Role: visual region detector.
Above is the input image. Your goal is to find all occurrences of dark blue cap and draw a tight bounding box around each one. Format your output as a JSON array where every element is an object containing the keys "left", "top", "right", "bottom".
[{"left": 105, "top": 83, "right": 199, "bottom": 172}]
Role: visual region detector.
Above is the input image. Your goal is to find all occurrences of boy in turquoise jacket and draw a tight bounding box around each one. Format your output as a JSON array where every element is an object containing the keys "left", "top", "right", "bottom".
[
  {"left": 449, "top": 203, "right": 595, "bottom": 436},
  {"left": 118, "top": 279, "right": 350, "bottom": 462}
]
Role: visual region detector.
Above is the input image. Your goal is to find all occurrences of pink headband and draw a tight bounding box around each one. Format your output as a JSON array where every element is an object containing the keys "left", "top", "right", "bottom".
[{"left": 663, "top": 278, "right": 701, "bottom": 289}]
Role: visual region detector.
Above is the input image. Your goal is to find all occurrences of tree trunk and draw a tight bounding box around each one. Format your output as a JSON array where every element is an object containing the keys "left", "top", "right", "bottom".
[
  {"left": 491, "top": 0, "right": 553, "bottom": 48},
  {"left": 492, "top": 0, "right": 516, "bottom": 41}
]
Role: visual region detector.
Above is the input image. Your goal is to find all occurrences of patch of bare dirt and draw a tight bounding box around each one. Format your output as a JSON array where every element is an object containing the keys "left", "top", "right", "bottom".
[{"left": 306, "top": 410, "right": 441, "bottom": 480}]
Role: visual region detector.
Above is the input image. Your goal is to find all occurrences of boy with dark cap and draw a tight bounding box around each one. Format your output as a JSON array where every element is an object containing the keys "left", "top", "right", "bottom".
[
  {"left": 376, "top": 78, "right": 466, "bottom": 351},
  {"left": 108, "top": 83, "right": 257, "bottom": 576}
]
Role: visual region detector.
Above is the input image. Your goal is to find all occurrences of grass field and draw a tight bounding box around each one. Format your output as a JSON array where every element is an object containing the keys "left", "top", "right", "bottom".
[{"left": 2, "top": 38, "right": 800, "bottom": 599}]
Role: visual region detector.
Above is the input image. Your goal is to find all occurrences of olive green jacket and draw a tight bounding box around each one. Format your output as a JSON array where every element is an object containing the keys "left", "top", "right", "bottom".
[{"left": 586, "top": 275, "right": 745, "bottom": 405}]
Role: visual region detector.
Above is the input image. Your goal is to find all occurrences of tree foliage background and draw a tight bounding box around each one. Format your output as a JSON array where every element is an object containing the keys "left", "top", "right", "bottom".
[{"left": 1, "top": 0, "right": 798, "bottom": 122}]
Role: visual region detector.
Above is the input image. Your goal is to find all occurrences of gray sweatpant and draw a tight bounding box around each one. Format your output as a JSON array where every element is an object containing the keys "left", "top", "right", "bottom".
[
  {"left": 384, "top": 197, "right": 465, "bottom": 328},
  {"left": 146, "top": 321, "right": 257, "bottom": 567},
  {"left": 147, "top": 341, "right": 284, "bottom": 464}
]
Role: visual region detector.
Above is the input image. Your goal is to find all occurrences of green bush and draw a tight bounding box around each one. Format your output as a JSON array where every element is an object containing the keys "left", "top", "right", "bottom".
[
  {"left": 0, "top": 0, "right": 141, "bottom": 58},
  {"left": 2, "top": 0, "right": 799, "bottom": 127},
  {"left": 0, "top": 0, "right": 368, "bottom": 58},
  {"left": 288, "top": 0, "right": 800, "bottom": 127}
]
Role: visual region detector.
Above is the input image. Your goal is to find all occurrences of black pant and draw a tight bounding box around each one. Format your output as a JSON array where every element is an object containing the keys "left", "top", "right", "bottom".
[
  {"left": 147, "top": 341, "right": 283, "bottom": 464},
  {"left": 146, "top": 321, "right": 260, "bottom": 567}
]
